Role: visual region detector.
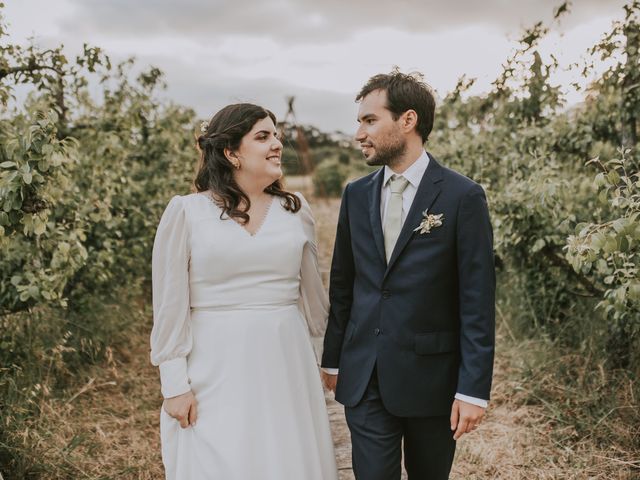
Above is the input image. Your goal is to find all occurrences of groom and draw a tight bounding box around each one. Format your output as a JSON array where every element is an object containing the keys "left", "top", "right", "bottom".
[{"left": 321, "top": 70, "right": 495, "bottom": 479}]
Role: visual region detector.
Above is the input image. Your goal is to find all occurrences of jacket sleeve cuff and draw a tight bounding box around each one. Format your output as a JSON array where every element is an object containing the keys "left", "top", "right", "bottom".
[
  {"left": 159, "top": 357, "right": 191, "bottom": 398},
  {"left": 455, "top": 392, "right": 488, "bottom": 408}
]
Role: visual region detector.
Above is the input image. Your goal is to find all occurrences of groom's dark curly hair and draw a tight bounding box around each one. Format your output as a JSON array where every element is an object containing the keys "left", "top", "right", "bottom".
[{"left": 356, "top": 68, "right": 436, "bottom": 143}]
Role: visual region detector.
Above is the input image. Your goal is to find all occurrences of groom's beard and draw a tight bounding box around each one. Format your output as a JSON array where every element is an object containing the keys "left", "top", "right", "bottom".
[{"left": 364, "top": 135, "right": 407, "bottom": 168}]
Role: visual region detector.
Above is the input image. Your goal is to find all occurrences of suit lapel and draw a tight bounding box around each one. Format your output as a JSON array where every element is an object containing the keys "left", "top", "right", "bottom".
[
  {"left": 368, "top": 168, "right": 386, "bottom": 264},
  {"left": 384, "top": 155, "right": 444, "bottom": 279}
]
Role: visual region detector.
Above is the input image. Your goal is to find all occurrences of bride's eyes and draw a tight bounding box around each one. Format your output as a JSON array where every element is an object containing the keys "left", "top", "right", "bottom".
[{"left": 256, "top": 133, "right": 277, "bottom": 141}]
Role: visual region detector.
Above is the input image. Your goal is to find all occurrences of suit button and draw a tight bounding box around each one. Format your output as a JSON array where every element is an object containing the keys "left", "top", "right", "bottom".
[
  {"left": 374, "top": 328, "right": 381, "bottom": 336},
  {"left": 382, "top": 290, "right": 391, "bottom": 298}
]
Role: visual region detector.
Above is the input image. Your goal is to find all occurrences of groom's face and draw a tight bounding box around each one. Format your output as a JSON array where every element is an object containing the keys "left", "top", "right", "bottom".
[{"left": 355, "top": 89, "right": 406, "bottom": 167}]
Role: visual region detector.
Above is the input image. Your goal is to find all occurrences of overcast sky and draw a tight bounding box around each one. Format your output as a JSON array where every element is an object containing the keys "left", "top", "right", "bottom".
[{"left": 3, "top": 0, "right": 630, "bottom": 133}]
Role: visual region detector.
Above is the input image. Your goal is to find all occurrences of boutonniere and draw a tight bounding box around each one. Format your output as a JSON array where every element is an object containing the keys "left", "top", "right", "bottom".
[{"left": 414, "top": 209, "right": 444, "bottom": 234}]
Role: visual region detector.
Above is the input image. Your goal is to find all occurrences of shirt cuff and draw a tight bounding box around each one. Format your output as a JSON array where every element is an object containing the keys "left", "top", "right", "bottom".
[
  {"left": 455, "top": 393, "right": 488, "bottom": 408},
  {"left": 159, "top": 357, "right": 191, "bottom": 399},
  {"left": 321, "top": 367, "right": 339, "bottom": 375}
]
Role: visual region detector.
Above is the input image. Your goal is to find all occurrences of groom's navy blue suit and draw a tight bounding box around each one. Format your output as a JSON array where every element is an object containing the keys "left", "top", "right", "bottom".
[{"left": 322, "top": 153, "right": 495, "bottom": 479}]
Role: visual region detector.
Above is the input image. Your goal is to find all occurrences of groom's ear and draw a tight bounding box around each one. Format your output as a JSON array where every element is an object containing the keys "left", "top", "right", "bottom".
[{"left": 400, "top": 109, "right": 418, "bottom": 134}]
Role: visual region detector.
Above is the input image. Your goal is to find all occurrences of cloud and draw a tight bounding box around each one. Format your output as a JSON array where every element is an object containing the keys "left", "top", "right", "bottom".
[
  {"left": 61, "top": 0, "right": 629, "bottom": 44},
  {"left": 3, "top": 0, "right": 630, "bottom": 135},
  {"left": 148, "top": 56, "right": 359, "bottom": 133},
  {"left": 88, "top": 21, "right": 515, "bottom": 133}
]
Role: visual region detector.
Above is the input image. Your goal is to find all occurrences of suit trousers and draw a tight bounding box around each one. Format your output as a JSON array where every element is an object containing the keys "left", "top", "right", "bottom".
[{"left": 344, "top": 365, "right": 456, "bottom": 480}]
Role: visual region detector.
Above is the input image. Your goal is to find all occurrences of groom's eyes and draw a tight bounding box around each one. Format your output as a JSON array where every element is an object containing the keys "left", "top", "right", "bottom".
[{"left": 359, "top": 116, "right": 376, "bottom": 124}]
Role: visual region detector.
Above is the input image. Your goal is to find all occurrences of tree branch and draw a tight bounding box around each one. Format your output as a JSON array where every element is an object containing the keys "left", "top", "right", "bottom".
[
  {"left": 541, "top": 245, "right": 604, "bottom": 296},
  {"left": 0, "top": 63, "right": 63, "bottom": 81}
]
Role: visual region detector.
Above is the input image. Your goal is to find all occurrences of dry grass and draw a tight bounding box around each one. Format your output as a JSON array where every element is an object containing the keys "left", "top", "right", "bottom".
[
  {"left": 2, "top": 181, "right": 638, "bottom": 479},
  {"left": 450, "top": 335, "right": 639, "bottom": 480},
  {"left": 3, "top": 325, "right": 164, "bottom": 479}
]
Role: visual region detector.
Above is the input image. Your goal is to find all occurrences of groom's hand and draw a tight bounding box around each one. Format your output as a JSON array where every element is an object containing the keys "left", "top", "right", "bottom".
[
  {"left": 321, "top": 371, "right": 338, "bottom": 393},
  {"left": 450, "top": 399, "right": 485, "bottom": 440},
  {"left": 163, "top": 390, "right": 198, "bottom": 429}
]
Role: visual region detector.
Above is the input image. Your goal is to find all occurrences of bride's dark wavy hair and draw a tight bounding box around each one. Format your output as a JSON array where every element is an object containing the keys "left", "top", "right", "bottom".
[{"left": 194, "top": 103, "right": 301, "bottom": 224}]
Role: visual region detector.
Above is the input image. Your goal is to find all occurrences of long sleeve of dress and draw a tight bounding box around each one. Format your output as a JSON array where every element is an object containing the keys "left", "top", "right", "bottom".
[
  {"left": 296, "top": 193, "right": 329, "bottom": 337},
  {"left": 150, "top": 195, "right": 192, "bottom": 399}
]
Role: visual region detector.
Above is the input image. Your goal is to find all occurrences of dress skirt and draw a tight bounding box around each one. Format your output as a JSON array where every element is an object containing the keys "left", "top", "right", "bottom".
[{"left": 160, "top": 305, "right": 338, "bottom": 480}]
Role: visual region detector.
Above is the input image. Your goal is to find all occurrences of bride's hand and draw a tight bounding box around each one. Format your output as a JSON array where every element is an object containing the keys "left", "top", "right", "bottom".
[{"left": 163, "top": 390, "right": 197, "bottom": 428}]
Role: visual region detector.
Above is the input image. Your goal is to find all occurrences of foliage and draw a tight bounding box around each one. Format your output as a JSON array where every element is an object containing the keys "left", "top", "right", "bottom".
[
  {"left": 281, "top": 139, "right": 357, "bottom": 175},
  {"left": 0, "top": 111, "right": 86, "bottom": 312},
  {"left": 0, "top": 5, "right": 197, "bottom": 475},
  {"left": 0, "top": 42, "right": 196, "bottom": 316},
  {"left": 313, "top": 158, "right": 348, "bottom": 197},
  {"left": 565, "top": 151, "right": 640, "bottom": 365},
  {"left": 431, "top": 1, "right": 639, "bottom": 362}
]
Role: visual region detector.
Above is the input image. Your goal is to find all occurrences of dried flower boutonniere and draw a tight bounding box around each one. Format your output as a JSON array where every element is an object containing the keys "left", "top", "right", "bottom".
[{"left": 414, "top": 209, "right": 444, "bottom": 234}]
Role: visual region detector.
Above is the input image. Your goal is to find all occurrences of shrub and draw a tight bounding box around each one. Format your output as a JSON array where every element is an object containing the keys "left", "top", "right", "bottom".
[{"left": 313, "top": 158, "right": 347, "bottom": 197}]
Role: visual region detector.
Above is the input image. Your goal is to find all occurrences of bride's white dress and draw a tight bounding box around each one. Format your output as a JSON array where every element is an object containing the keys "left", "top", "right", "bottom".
[{"left": 150, "top": 192, "right": 338, "bottom": 480}]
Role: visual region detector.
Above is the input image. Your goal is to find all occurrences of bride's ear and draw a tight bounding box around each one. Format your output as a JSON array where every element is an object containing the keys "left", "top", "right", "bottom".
[
  {"left": 224, "top": 148, "right": 241, "bottom": 169},
  {"left": 223, "top": 147, "right": 236, "bottom": 162}
]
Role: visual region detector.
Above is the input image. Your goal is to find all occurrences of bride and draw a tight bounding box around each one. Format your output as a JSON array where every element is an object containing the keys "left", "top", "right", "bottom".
[{"left": 150, "top": 103, "right": 338, "bottom": 479}]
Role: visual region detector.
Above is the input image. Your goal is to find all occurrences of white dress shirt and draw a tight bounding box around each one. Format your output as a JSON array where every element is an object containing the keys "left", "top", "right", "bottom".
[{"left": 324, "top": 151, "right": 488, "bottom": 409}]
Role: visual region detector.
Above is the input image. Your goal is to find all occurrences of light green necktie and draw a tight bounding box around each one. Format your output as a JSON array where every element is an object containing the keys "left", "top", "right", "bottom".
[{"left": 383, "top": 174, "right": 410, "bottom": 262}]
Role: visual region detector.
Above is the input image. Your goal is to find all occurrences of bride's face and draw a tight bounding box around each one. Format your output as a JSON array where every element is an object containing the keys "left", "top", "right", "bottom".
[{"left": 231, "top": 117, "right": 283, "bottom": 186}]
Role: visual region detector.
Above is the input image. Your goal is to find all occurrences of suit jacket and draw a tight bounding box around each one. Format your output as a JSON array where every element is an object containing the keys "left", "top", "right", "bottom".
[{"left": 321, "top": 153, "right": 495, "bottom": 417}]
